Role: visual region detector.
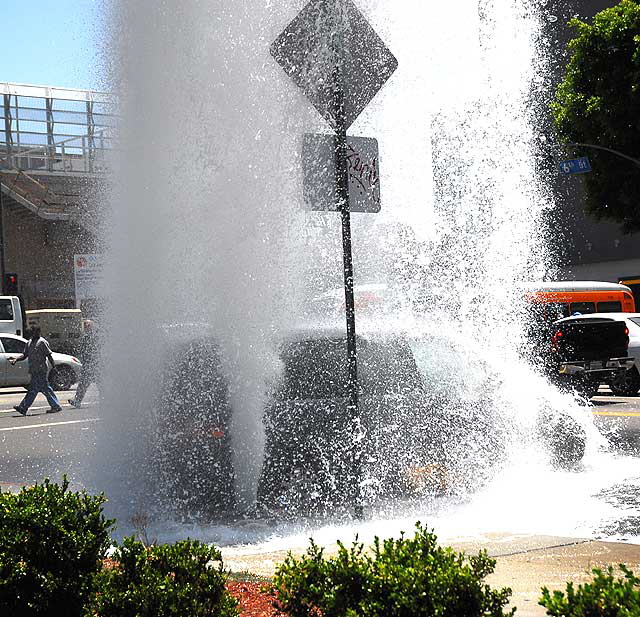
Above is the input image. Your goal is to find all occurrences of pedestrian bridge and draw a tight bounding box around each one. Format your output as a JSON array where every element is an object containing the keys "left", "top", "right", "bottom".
[{"left": 0, "top": 82, "right": 115, "bottom": 226}]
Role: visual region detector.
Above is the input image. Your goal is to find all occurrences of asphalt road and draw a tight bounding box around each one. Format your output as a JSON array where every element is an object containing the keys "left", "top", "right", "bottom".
[
  {"left": 0, "top": 385, "right": 99, "bottom": 487},
  {"left": 590, "top": 387, "right": 640, "bottom": 447},
  {"left": 0, "top": 385, "right": 638, "bottom": 489}
]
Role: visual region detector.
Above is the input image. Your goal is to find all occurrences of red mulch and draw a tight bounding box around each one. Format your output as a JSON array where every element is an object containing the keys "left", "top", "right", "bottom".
[
  {"left": 227, "top": 581, "right": 278, "bottom": 617},
  {"left": 103, "top": 559, "right": 279, "bottom": 616}
]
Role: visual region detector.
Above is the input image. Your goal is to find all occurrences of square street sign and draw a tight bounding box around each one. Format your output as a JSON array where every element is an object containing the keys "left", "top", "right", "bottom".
[
  {"left": 302, "top": 134, "right": 380, "bottom": 212},
  {"left": 271, "top": 0, "right": 398, "bottom": 131}
]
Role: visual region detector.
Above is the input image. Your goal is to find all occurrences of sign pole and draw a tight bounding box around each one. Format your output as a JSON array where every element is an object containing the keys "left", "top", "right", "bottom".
[
  {"left": 333, "top": 64, "right": 363, "bottom": 520},
  {"left": 271, "top": 0, "right": 398, "bottom": 520}
]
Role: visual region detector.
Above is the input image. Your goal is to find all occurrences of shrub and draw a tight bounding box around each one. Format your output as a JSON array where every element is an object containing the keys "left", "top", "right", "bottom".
[
  {"left": 0, "top": 477, "right": 113, "bottom": 617},
  {"left": 540, "top": 564, "right": 640, "bottom": 616},
  {"left": 90, "top": 536, "right": 239, "bottom": 617},
  {"left": 271, "top": 522, "right": 514, "bottom": 617}
]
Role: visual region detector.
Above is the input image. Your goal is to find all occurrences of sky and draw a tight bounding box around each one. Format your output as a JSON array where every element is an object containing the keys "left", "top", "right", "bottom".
[{"left": 1, "top": 1, "right": 104, "bottom": 91}]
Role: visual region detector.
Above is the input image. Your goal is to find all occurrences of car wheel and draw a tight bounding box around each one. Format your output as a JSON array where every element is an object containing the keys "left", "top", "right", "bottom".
[
  {"left": 537, "top": 411, "right": 586, "bottom": 467},
  {"left": 609, "top": 367, "right": 640, "bottom": 396},
  {"left": 571, "top": 376, "right": 601, "bottom": 400},
  {"left": 49, "top": 366, "right": 75, "bottom": 391}
]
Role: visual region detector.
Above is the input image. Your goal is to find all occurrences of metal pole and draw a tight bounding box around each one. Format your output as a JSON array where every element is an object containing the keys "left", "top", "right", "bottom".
[
  {"left": 3, "top": 94, "right": 13, "bottom": 168},
  {"left": 86, "top": 99, "right": 95, "bottom": 173},
  {"left": 333, "top": 67, "right": 363, "bottom": 520},
  {"left": 553, "top": 142, "right": 640, "bottom": 168},
  {"left": 46, "top": 97, "right": 55, "bottom": 172},
  {"left": 0, "top": 185, "right": 5, "bottom": 291}
]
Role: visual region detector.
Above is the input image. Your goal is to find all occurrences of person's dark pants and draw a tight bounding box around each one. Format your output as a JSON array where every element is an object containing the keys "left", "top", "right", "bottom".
[
  {"left": 74, "top": 369, "right": 97, "bottom": 405},
  {"left": 18, "top": 372, "right": 61, "bottom": 411}
]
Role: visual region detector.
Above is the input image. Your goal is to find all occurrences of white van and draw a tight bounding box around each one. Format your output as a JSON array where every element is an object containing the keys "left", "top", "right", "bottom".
[
  {"left": 25, "top": 309, "right": 83, "bottom": 355},
  {"left": 0, "top": 296, "right": 24, "bottom": 336}
]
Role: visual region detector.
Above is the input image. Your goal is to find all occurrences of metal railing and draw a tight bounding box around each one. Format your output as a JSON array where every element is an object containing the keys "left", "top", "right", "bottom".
[{"left": 1, "top": 82, "right": 116, "bottom": 176}]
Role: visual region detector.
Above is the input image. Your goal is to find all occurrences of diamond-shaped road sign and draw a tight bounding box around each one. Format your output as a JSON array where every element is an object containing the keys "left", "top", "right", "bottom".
[{"left": 271, "top": 0, "right": 398, "bottom": 131}]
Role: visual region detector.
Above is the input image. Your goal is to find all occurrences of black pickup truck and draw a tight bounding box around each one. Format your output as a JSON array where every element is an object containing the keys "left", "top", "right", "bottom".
[{"left": 545, "top": 315, "right": 634, "bottom": 398}]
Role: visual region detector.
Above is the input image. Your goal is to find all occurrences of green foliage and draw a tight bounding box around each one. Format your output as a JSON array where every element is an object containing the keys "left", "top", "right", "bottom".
[
  {"left": 551, "top": 0, "right": 640, "bottom": 232},
  {"left": 271, "top": 522, "right": 514, "bottom": 617},
  {"left": 0, "top": 477, "right": 113, "bottom": 617},
  {"left": 540, "top": 564, "right": 640, "bottom": 616},
  {"left": 90, "top": 537, "right": 239, "bottom": 617}
]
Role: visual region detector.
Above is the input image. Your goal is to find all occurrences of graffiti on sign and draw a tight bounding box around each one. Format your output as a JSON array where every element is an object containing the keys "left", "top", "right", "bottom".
[
  {"left": 302, "top": 134, "right": 381, "bottom": 213},
  {"left": 346, "top": 143, "right": 379, "bottom": 197}
]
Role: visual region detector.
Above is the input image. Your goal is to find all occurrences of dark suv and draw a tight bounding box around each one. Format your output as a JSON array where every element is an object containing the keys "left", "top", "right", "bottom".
[
  {"left": 154, "top": 324, "right": 585, "bottom": 520},
  {"left": 257, "top": 326, "right": 507, "bottom": 513}
]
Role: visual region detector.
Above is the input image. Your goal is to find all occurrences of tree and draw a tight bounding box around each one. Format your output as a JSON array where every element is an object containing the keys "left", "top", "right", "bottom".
[{"left": 552, "top": 0, "right": 640, "bottom": 233}]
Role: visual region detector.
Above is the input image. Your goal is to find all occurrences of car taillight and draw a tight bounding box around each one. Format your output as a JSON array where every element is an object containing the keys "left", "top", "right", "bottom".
[
  {"left": 71, "top": 357, "right": 80, "bottom": 363},
  {"left": 625, "top": 327, "right": 629, "bottom": 336},
  {"left": 551, "top": 330, "right": 563, "bottom": 352},
  {"left": 210, "top": 427, "right": 225, "bottom": 440}
]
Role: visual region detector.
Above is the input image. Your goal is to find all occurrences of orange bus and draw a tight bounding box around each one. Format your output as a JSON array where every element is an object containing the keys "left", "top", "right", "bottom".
[
  {"left": 523, "top": 281, "right": 636, "bottom": 320},
  {"left": 618, "top": 276, "right": 640, "bottom": 310}
]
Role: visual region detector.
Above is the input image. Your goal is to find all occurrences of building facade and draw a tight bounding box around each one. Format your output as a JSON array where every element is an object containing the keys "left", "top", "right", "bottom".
[{"left": 0, "top": 82, "right": 112, "bottom": 309}]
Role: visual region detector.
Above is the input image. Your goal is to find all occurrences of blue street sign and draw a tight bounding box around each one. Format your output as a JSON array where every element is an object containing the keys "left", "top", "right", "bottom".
[{"left": 559, "top": 156, "right": 591, "bottom": 175}]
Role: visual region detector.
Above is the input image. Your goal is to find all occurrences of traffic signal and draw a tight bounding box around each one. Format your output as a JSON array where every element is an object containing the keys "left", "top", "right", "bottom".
[{"left": 4, "top": 273, "right": 18, "bottom": 295}]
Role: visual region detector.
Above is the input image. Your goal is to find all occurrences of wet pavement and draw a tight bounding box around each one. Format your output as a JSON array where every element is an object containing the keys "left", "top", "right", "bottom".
[{"left": 485, "top": 538, "right": 640, "bottom": 616}]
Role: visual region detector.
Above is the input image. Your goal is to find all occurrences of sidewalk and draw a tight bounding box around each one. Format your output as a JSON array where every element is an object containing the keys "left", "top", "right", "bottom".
[
  {"left": 461, "top": 536, "right": 640, "bottom": 616},
  {"left": 221, "top": 534, "right": 640, "bottom": 616}
]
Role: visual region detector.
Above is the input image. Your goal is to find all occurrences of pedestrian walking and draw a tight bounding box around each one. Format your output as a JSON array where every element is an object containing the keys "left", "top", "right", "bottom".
[
  {"left": 11, "top": 326, "right": 62, "bottom": 415},
  {"left": 69, "top": 319, "right": 99, "bottom": 408}
]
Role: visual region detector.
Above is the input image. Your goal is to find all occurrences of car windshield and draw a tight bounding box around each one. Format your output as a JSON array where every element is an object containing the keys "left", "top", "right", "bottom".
[
  {"left": 359, "top": 339, "right": 423, "bottom": 395},
  {"left": 561, "top": 317, "right": 614, "bottom": 324},
  {"left": 278, "top": 338, "right": 349, "bottom": 399},
  {"left": 276, "top": 335, "right": 423, "bottom": 400},
  {"left": 409, "top": 337, "right": 465, "bottom": 390}
]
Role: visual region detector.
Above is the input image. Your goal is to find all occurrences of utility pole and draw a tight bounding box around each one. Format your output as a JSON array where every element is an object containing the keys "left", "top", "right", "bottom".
[
  {"left": 332, "top": 61, "right": 362, "bottom": 517},
  {"left": 271, "top": 0, "right": 397, "bottom": 519}
]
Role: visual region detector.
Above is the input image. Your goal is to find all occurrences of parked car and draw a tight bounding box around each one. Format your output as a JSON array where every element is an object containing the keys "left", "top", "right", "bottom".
[
  {"left": 557, "top": 313, "right": 640, "bottom": 396},
  {"left": 256, "top": 324, "right": 583, "bottom": 513},
  {"left": 155, "top": 322, "right": 587, "bottom": 519},
  {"left": 25, "top": 308, "right": 84, "bottom": 356},
  {"left": 0, "top": 333, "right": 82, "bottom": 390},
  {"left": 541, "top": 314, "right": 634, "bottom": 399},
  {"left": 257, "top": 326, "right": 461, "bottom": 512}
]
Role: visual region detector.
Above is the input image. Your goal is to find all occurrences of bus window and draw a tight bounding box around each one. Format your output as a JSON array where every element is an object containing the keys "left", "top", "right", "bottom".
[
  {"left": 618, "top": 278, "right": 640, "bottom": 310},
  {"left": 546, "top": 303, "right": 570, "bottom": 320},
  {"left": 570, "top": 302, "right": 596, "bottom": 314},
  {"left": 596, "top": 301, "right": 622, "bottom": 313}
]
